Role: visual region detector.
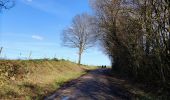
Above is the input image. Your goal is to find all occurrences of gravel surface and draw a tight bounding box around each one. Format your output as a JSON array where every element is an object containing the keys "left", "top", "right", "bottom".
[{"left": 45, "top": 69, "right": 135, "bottom": 100}]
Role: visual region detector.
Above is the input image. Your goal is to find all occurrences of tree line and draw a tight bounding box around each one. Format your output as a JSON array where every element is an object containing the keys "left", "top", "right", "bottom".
[
  {"left": 1, "top": 0, "right": 169, "bottom": 94},
  {"left": 89, "top": 0, "right": 170, "bottom": 91},
  {"left": 62, "top": 0, "right": 170, "bottom": 94}
]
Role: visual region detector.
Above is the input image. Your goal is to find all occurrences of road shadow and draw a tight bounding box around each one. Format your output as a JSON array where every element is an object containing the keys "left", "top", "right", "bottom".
[{"left": 45, "top": 69, "right": 142, "bottom": 100}]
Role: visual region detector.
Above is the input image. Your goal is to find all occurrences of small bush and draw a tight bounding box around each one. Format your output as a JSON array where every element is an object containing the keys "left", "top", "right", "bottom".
[
  {"left": 0, "top": 61, "right": 27, "bottom": 80},
  {"left": 51, "top": 58, "right": 59, "bottom": 61}
]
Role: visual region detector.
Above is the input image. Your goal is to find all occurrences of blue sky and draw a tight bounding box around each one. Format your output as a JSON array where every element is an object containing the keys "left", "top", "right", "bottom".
[{"left": 0, "top": 0, "right": 110, "bottom": 66}]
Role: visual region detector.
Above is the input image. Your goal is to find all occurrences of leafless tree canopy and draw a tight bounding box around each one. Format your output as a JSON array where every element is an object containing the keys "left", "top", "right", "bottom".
[
  {"left": 90, "top": 0, "right": 170, "bottom": 91},
  {"left": 62, "top": 13, "right": 98, "bottom": 64},
  {"left": 0, "top": 0, "right": 15, "bottom": 11}
]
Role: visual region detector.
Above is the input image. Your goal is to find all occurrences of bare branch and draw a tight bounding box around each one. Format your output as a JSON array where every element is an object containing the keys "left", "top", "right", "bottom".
[{"left": 61, "top": 13, "right": 97, "bottom": 64}]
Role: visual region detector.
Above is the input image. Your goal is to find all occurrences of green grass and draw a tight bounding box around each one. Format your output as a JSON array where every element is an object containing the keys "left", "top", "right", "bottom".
[{"left": 0, "top": 59, "right": 95, "bottom": 99}]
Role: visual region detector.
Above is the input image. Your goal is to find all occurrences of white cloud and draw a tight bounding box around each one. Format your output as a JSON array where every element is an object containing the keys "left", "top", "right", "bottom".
[
  {"left": 32, "top": 35, "right": 44, "bottom": 40},
  {"left": 20, "top": 0, "right": 71, "bottom": 17}
]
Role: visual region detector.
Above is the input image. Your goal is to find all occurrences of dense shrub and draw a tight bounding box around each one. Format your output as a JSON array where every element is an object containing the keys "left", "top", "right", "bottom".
[{"left": 0, "top": 61, "right": 27, "bottom": 80}]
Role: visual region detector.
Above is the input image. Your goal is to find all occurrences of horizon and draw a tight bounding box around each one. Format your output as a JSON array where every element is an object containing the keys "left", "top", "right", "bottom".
[{"left": 0, "top": 0, "right": 111, "bottom": 66}]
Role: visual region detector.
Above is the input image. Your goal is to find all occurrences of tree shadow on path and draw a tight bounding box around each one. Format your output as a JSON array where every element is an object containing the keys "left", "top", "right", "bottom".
[{"left": 45, "top": 69, "right": 146, "bottom": 100}]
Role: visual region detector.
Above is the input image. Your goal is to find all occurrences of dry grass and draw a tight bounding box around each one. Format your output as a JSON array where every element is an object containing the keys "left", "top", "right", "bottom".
[{"left": 0, "top": 60, "right": 95, "bottom": 99}]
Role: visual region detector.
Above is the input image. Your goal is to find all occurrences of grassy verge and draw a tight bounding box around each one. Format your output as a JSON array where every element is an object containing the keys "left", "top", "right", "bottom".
[
  {"left": 0, "top": 60, "right": 95, "bottom": 99},
  {"left": 110, "top": 71, "right": 170, "bottom": 100}
]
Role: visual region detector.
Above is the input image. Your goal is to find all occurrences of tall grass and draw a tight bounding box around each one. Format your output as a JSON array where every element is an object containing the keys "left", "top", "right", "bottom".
[{"left": 0, "top": 59, "right": 94, "bottom": 99}]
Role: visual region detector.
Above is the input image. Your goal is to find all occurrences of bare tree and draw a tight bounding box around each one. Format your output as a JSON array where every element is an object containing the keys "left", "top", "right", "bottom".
[
  {"left": 0, "top": 0, "right": 14, "bottom": 11},
  {"left": 90, "top": 0, "right": 170, "bottom": 89},
  {"left": 62, "top": 13, "right": 97, "bottom": 64}
]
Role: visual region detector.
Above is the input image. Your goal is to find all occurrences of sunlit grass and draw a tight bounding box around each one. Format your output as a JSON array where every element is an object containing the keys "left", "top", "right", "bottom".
[{"left": 0, "top": 60, "right": 95, "bottom": 99}]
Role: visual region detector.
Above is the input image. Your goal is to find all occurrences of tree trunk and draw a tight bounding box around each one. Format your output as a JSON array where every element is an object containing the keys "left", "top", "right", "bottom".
[
  {"left": 78, "top": 52, "right": 82, "bottom": 65},
  {"left": 78, "top": 47, "right": 82, "bottom": 65}
]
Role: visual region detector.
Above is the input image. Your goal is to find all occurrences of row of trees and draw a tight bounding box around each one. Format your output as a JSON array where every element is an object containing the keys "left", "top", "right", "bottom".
[
  {"left": 89, "top": 0, "right": 170, "bottom": 88},
  {"left": 1, "top": 0, "right": 169, "bottom": 93},
  {"left": 62, "top": 0, "right": 169, "bottom": 88}
]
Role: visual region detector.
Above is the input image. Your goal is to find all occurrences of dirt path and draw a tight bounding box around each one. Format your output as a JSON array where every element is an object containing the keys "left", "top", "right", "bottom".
[{"left": 45, "top": 69, "right": 141, "bottom": 100}]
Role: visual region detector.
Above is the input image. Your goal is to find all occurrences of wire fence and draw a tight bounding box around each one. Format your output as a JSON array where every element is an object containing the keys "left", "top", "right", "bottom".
[{"left": 0, "top": 46, "right": 59, "bottom": 60}]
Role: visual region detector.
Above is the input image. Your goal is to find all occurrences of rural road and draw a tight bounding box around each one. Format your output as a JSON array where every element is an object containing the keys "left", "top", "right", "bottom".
[{"left": 45, "top": 69, "right": 138, "bottom": 100}]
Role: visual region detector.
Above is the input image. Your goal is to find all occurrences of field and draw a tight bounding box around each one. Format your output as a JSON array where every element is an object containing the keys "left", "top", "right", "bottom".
[{"left": 0, "top": 59, "right": 95, "bottom": 99}]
